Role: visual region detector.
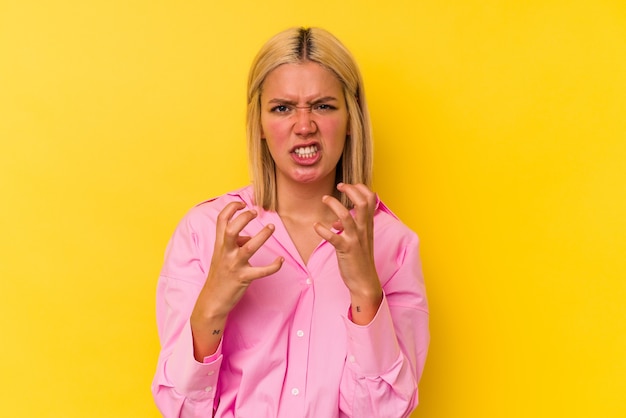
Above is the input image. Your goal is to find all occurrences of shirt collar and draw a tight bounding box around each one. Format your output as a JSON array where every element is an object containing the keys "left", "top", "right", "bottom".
[{"left": 225, "top": 185, "right": 397, "bottom": 220}]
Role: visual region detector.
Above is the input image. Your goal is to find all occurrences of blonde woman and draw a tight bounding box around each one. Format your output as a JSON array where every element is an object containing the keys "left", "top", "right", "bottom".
[{"left": 152, "top": 27, "right": 429, "bottom": 418}]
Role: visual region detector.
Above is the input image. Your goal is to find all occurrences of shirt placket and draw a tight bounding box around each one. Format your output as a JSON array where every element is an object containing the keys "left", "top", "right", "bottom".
[{"left": 279, "top": 266, "right": 315, "bottom": 416}]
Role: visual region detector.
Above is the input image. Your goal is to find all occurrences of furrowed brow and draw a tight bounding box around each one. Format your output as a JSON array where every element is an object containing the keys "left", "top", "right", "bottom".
[
  {"left": 267, "top": 98, "right": 297, "bottom": 105},
  {"left": 309, "top": 96, "right": 339, "bottom": 104},
  {"left": 266, "top": 96, "right": 339, "bottom": 105}
]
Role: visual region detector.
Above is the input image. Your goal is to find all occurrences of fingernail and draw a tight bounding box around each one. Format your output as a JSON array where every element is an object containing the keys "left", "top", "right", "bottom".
[{"left": 268, "top": 223, "right": 275, "bottom": 230}]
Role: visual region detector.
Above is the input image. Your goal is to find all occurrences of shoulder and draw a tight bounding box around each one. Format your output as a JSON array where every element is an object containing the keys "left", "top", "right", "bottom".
[
  {"left": 162, "top": 186, "right": 255, "bottom": 263},
  {"left": 169, "top": 185, "right": 256, "bottom": 240},
  {"left": 372, "top": 199, "right": 424, "bottom": 290},
  {"left": 374, "top": 198, "right": 418, "bottom": 241},
  {"left": 160, "top": 187, "right": 253, "bottom": 280},
  {"left": 184, "top": 185, "right": 255, "bottom": 222}
]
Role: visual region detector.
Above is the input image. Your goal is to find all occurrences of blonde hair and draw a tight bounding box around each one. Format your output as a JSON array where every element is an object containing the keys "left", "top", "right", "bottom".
[{"left": 247, "top": 27, "right": 373, "bottom": 210}]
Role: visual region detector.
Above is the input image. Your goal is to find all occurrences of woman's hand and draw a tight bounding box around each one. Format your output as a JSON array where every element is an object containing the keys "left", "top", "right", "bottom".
[
  {"left": 314, "top": 183, "right": 383, "bottom": 325},
  {"left": 190, "top": 201, "right": 283, "bottom": 360}
]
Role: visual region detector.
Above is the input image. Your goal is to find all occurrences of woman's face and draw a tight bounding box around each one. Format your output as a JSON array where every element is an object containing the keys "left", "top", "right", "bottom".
[{"left": 260, "top": 61, "right": 349, "bottom": 189}]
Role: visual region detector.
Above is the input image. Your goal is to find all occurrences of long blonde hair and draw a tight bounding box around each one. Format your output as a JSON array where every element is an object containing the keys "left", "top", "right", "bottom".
[{"left": 247, "top": 27, "right": 373, "bottom": 210}]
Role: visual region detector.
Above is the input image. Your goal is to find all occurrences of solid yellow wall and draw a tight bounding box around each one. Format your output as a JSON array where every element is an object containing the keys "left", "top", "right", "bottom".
[{"left": 1, "top": 1, "right": 624, "bottom": 417}]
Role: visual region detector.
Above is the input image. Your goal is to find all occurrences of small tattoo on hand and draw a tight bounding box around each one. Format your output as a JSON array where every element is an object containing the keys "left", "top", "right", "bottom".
[
  {"left": 355, "top": 306, "right": 362, "bottom": 313},
  {"left": 212, "top": 329, "right": 221, "bottom": 335}
]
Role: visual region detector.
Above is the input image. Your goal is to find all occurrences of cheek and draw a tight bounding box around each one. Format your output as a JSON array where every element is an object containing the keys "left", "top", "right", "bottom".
[
  {"left": 261, "top": 120, "right": 292, "bottom": 157},
  {"left": 320, "top": 117, "right": 349, "bottom": 139},
  {"left": 261, "top": 117, "right": 289, "bottom": 140}
]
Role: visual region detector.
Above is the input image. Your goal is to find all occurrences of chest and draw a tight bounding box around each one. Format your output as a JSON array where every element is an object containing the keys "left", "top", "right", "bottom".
[{"left": 280, "top": 217, "right": 325, "bottom": 265}]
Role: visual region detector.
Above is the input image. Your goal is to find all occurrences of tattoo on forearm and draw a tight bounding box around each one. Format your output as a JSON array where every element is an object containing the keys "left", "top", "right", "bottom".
[{"left": 212, "top": 329, "right": 221, "bottom": 335}]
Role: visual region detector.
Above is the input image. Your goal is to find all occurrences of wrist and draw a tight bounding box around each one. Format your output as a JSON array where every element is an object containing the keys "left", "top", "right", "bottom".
[
  {"left": 190, "top": 312, "right": 228, "bottom": 362},
  {"left": 349, "top": 289, "right": 383, "bottom": 325}
]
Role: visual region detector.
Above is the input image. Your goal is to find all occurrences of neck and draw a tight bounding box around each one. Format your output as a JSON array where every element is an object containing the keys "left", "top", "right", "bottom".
[{"left": 275, "top": 174, "right": 338, "bottom": 222}]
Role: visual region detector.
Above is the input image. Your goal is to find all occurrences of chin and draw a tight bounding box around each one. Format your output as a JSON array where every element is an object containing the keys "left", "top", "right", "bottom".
[{"left": 293, "top": 175, "right": 320, "bottom": 184}]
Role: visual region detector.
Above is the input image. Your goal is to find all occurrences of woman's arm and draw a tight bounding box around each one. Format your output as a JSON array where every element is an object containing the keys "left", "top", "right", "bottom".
[
  {"left": 339, "top": 232, "right": 429, "bottom": 418},
  {"left": 315, "top": 184, "right": 429, "bottom": 417},
  {"left": 152, "top": 201, "right": 283, "bottom": 417}
]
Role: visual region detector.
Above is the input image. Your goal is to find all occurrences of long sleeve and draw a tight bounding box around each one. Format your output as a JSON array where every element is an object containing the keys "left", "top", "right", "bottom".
[
  {"left": 338, "top": 230, "right": 429, "bottom": 418},
  {"left": 152, "top": 277, "right": 223, "bottom": 417},
  {"left": 151, "top": 206, "right": 223, "bottom": 417}
]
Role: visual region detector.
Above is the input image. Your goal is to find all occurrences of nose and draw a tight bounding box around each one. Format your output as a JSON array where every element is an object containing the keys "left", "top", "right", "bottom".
[{"left": 294, "top": 107, "right": 317, "bottom": 136}]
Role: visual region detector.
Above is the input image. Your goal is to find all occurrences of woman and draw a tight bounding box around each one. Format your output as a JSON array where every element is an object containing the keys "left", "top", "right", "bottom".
[{"left": 152, "top": 27, "right": 429, "bottom": 418}]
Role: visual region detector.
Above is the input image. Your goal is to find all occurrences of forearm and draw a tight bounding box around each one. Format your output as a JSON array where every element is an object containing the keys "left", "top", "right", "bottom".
[
  {"left": 190, "top": 310, "right": 228, "bottom": 361},
  {"left": 349, "top": 283, "right": 383, "bottom": 325},
  {"left": 189, "top": 273, "right": 241, "bottom": 361}
]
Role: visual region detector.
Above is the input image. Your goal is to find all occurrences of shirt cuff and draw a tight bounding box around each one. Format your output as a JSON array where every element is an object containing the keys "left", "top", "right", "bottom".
[
  {"left": 342, "top": 295, "right": 401, "bottom": 376},
  {"left": 166, "top": 319, "right": 222, "bottom": 400}
]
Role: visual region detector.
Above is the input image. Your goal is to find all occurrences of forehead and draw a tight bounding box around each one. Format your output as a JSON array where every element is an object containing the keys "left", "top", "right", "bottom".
[{"left": 261, "top": 61, "right": 344, "bottom": 100}]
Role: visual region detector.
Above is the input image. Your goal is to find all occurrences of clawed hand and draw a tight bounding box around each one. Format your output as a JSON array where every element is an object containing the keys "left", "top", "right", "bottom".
[{"left": 314, "top": 183, "right": 383, "bottom": 323}]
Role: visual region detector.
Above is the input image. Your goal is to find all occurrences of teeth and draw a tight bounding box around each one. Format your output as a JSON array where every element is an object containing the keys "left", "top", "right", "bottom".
[{"left": 294, "top": 145, "right": 318, "bottom": 158}]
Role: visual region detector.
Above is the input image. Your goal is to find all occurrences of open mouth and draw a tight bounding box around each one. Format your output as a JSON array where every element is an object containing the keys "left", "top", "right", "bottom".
[{"left": 293, "top": 145, "right": 319, "bottom": 159}]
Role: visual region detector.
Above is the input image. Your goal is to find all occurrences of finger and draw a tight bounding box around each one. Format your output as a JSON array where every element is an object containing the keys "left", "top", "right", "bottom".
[
  {"left": 322, "top": 194, "right": 356, "bottom": 234},
  {"left": 313, "top": 222, "right": 342, "bottom": 248},
  {"left": 352, "top": 183, "right": 377, "bottom": 207},
  {"left": 331, "top": 220, "right": 344, "bottom": 231},
  {"left": 338, "top": 183, "right": 375, "bottom": 224},
  {"left": 338, "top": 182, "right": 374, "bottom": 207},
  {"left": 215, "top": 201, "right": 247, "bottom": 242},
  {"left": 238, "top": 223, "right": 277, "bottom": 261},
  {"left": 243, "top": 256, "right": 285, "bottom": 281},
  {"left": 222, "top": 209, "right": 260, "bottom": 250},
  {"left": 349, "top": 184, "right": 376, "bottom": 241}
]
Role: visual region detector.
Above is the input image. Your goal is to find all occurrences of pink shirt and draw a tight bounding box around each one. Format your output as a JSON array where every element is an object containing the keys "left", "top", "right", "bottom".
[{"left": 152, "top": 186, "right": 429, "bottom": 417}]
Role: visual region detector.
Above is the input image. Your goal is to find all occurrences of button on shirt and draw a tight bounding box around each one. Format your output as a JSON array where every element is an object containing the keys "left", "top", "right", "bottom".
[{"left": 152, "top": 186, "right": 429, "bottom": 418}]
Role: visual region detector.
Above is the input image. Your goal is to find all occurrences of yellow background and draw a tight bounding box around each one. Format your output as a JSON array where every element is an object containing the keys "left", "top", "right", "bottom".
[{"left": 1, "top": 1, "right": 624, "bottom": 417}]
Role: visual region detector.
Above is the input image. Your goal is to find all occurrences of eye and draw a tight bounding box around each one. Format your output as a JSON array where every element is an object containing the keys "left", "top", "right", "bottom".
[
  {"left": 270, "top": 104, "right": 292, "bottom": 113},
  {"left": 312, "top": 103, "right": 338, "bottom": 115},
  {"left": 313, "top": 103, "right": 336, "bottom": 112}
]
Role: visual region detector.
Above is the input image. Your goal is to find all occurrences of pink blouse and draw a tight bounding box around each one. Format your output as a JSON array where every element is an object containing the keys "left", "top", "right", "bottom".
[{"left": 152, "top": 186, "right": 429, "bottom": 417}]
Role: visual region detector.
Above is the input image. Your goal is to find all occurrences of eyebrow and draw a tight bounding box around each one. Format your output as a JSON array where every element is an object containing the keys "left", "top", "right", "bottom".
[{"left": 266, "top": 96, "right": 339, "bottom": 105}]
